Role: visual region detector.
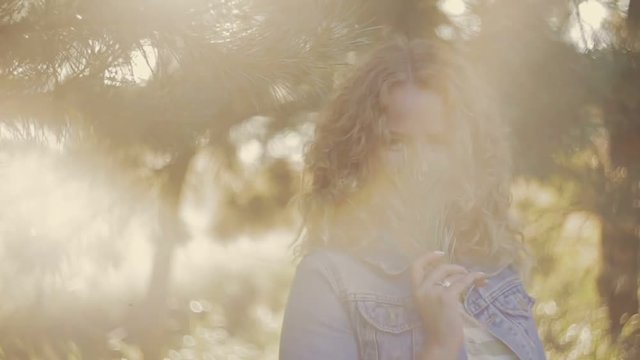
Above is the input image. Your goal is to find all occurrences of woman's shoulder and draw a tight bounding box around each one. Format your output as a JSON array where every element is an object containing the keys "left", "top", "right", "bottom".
[
  {"left": 296, "top": 245, "right": 417, "bottom": 299},
  {"left": 296, "top": 246, "right": 360, "bottom": 272},
  {"left": 291, "top": 247, "right": 354, "bottom": 296}
]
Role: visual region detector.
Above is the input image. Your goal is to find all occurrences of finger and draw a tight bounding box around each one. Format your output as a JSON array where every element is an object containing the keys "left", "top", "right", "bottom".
[
  {"left": 414, "top": 264, "right": 469, "bottom": 299},
  {"left": 416, "top": 271, "right": 467, "bottom": 297},
  {"left": 411, "top": 251, "right": 446, "bottom": 287},
  {"left": 447, "top": 272, "right": 487, "bottom": 298},
  {"left": 422, "top": 263, "right": 469, "bottom": 288},
  {"left": 441, "top": 272, "right": 467, "bottom": 285}
]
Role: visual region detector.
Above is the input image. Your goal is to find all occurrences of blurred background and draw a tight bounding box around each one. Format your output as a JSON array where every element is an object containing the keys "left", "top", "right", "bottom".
[{"left": 1, "top": 0, "right": 639, "bottom": 359}]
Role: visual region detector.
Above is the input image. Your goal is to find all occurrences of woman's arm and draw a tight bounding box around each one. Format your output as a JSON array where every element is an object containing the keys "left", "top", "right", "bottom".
[{"left": 279, "top": 252, "right": 359, "bottom": 360}]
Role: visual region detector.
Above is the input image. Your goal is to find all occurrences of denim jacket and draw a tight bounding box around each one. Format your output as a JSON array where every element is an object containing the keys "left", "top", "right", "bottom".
[{"left": 279, "top": 236, "right": 547, "bottom": 360}]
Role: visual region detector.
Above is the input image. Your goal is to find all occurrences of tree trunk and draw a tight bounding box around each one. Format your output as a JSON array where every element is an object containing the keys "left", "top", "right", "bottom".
[
  {"left": 128, "top": 149, "right": 193, "bottom": 359},
  {"left": 598, "top": 1, "right": 640, "bottom": 352}
]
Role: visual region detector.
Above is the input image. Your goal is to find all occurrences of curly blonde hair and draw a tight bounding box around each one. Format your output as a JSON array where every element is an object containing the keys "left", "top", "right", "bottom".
[{"left": 290, "top": 36, "right": 530, "bottom": 274}]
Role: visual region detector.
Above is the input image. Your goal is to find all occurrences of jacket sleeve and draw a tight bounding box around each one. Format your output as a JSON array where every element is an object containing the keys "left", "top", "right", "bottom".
[{"left": 279, "top": 252, "right": 359, "bottom": 360}]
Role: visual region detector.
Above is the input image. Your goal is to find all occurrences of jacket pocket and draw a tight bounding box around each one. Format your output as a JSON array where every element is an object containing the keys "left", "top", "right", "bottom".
[
  {"left": 350, "top": 294, "right": 421, "bottom": 360},
  {"left": 491, "top": 280, "right": 536, "bottom": 318},
  {"left": 489, "top": 280, "right": 545, "bottom": 359}
]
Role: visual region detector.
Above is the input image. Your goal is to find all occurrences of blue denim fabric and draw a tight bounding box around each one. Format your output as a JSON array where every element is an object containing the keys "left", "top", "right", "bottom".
[{"left": 279, "top": 237, "right": 547, "bottom": 360}]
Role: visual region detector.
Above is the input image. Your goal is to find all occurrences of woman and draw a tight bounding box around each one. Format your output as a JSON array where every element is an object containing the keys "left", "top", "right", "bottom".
[{"left": 279, "top": 37, "right": 546, "bottom": 360}]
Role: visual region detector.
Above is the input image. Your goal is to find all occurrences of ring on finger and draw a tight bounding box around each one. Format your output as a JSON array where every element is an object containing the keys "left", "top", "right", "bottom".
[{"left": 436, "top": 279, "right": 452, "bottom": 288}]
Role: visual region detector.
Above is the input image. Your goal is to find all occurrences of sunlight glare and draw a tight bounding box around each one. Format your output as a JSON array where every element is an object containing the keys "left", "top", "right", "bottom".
[
  {"left": 439, "top": 0, "right": 467, "bottom": 17},
  {"left": 0, "top": 150, "right": 153, "bottom": 309},
  {"left": 105, "top": 40, "right": 157, "bottom": 85},
  {"left": 238, "top": 138, "right": 263, "bottom": 165},
  {"left": 579, "top": 0, "right": 608, "bottom": 29},
  {"left": 569, "top": 0, "right": 610, "bottom": 51},
  {"left": 130, "top": 41, "right": 157, "bottom": 84}
]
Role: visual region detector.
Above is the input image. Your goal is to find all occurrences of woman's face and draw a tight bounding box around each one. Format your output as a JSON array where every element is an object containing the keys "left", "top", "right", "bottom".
[
  {"left": 379, "top": 82, "right": 453, "bottom": 179},
  {"left": 365, "top": 81, "right": 460, "bottom": 250},
  {"left": 383, "top": 82, "right": 449, "bottom": 153}
]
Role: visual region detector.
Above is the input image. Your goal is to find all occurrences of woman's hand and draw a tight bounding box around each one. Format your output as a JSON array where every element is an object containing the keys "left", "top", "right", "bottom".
[{"left": 411, "top": 251, "right": 486, "bottom": 360}]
